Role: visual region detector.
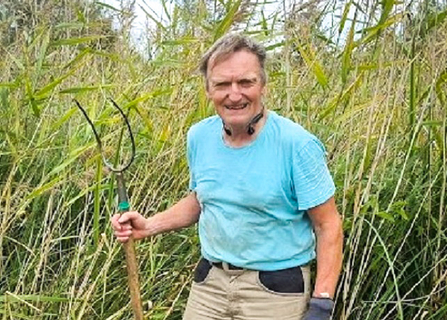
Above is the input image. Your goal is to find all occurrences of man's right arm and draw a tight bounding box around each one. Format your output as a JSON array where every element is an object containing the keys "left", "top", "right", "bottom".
[{"left": 111, "top": 192, "right": 201, "bottom": 242}]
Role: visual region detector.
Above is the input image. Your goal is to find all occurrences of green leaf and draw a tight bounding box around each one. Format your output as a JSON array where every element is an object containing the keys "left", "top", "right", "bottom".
[
  {"left": 333, "top": 101, "right": 371, "bottom": 123},
  {"left": 354, "top": 61, "right": 397, "bottom": 71},
  {"left": 138, "top": 3, "right": 166, "bottom": 32},
  {"left": 59, "top": 84, "right": 115, "bottom": 94},
  {"left": 94, "top": 1, "right": 123, "bottom": 13},
  {"left": 65, "top": 182, "right": 105, "bottom": 208},
  {"left": 425, "top": 9, "right": 447, "bottom": 33},
  {"left": 319, "top": 72, "right": 363, "bottom": 120},
  {"left": 62, "top": 48, "right": 92, "bottom": 69},
  {"left": 34, "top": 29, "right": 50, "bottom": 82},
  {"left": 4, "top": 132, "right": 18, "bottom": 159},
  {"left": 0, "top": 82, "right": 19, "bottom": 89},
  {"left": 7, "top": 50, "right": 25, "bottom": 71},
  {"left": 34, "top": 71, "right": 75, "bottom": 99},
  {"left": 77, "top": 9, "right": 86, "bottom": 23},
  {"left": 214, "top": 0, "right": 243, "bottom": 40},
  {"left": 354, "top": 13, "right": 404, "bottom": 47},
  {"left": 435, "top": 69, "right": 447, "bottom": 106},
  {"left": 260, "top": 10, "right": 268, "bottom": 35},
  {"left": 342, "top": 15, "right": 356, "bottom": 83},
  {"left": 376, "top": 211, "right": 395, "bottom": 222},
  {"left": 265, "top": 41, "right": 285, "bottom": 51},
  {"left": 51, "top": 36, "right": 106, "bottom": 46},
  {"left": 339, "top": 0, "right": 352, "bottom": 34},
  {"left": 390, "top": 201, "right": 409, "bottom": 221},
  {"left": 0, "top": 88, "right": 9, "bottom": 110},
  {"left": 47, "top": 143, "right": 95, "bottom": 177},
  {"left": 25, "top": 78, "right": 40, "bottom": 118},
  {"left": 89, "top": 49, "right": 121, "bottom": 61},
  {"left": 50, "top": 106, "right": 78, "bottom": 131},
  {"left": 124, "top": 89, "right": 172, "bottom": 109},
  {"left": 0, "top": 295, "right": 71, "bottom": 303},
  {"left": 160, "top": 0, "right": 171, "bottom": 22},
  {"left": 0, "top": 310, "right": 34, "bottom": 319},
  {"left": 161, "top": 38, "right": 199, "bottom": 46},
  {"left": 378, "top": 0, "right": 395, "bottom": 25},
  {"left": 296, "top": 43, "right": 328, "bottom": 89},
  {"left": 422, "top": 121, "right": 443, "bottom": 127},
  {"left": 25, "top": 176, "right": 63, "bottom": 201},
  {"left": 151, "top": 59, "right": 186, "bottom": 67},
  {"left": 315, "top": 32, "right": 336, "bottom": 46},
  {"left": 55, "top": 22, "right": 85, "bottom": 29}
]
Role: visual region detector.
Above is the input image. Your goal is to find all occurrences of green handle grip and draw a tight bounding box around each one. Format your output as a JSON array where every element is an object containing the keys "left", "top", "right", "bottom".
[{"left": 116, "top": 172, "right": 130, "bottom": 212}]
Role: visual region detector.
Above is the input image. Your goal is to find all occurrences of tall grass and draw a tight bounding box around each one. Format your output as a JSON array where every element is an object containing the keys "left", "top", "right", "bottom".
[{"left": 0, "top": 0, "right": 446, "bottom": 319}]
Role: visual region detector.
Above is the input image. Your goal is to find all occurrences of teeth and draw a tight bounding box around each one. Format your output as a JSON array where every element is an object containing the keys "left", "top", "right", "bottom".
[{"left": 226, "top": 103, "right": 247, "bottom": 110}]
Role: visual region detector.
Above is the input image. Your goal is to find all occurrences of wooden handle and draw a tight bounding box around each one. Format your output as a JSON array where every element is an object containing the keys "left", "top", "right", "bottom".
[
  {"left": 123, "top": 237, "right": 144, "bottom": 320},
  {"left": 115, "top": 173, "right": 143, "bottom": 318}
]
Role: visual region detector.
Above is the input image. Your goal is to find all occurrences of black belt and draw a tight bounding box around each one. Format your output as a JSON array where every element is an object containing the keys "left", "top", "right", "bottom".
[
  {"left": 205, "top": 258, "right": 244, "bottom": 270},
  {"left": 212, "top": 262, "right": 244, "bottom": 270}
]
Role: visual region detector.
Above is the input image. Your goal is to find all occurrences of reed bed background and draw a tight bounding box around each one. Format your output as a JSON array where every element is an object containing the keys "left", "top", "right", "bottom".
[{"left": 0, "top": 0, "right": 446, "bottom": 319}]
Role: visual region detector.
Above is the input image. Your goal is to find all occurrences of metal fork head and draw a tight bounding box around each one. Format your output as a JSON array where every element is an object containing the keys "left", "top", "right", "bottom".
[{"left": 74, "top": 98, "right": 136, "bottom": 173}]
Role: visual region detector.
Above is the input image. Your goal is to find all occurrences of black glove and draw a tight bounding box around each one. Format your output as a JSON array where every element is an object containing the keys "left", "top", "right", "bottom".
[{"left": 302, "top": 297, "right": 334, "bottom": 320}]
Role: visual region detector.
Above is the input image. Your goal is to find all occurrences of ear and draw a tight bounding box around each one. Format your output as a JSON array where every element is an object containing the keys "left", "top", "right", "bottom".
[
  {"left": 261, "top": 84, "right": 267, "bottom": 96},
  {"left": 204, "top": 77, "right": 210, "bottom": 98}
]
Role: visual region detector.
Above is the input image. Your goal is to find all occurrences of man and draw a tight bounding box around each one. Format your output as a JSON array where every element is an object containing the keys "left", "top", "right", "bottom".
[{"left": 112, "top": 33, "right": 343, "bottom": 320}]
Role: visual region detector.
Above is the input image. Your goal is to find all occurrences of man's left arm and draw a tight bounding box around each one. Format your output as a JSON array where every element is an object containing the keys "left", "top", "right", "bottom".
[{"left": 307, "top": 196, "right": 343, "bottom": 299}]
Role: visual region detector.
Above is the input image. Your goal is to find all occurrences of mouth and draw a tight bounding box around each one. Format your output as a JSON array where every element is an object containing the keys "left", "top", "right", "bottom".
[{"left": 224, "top": 103, "right": 248, "bottom": 110}]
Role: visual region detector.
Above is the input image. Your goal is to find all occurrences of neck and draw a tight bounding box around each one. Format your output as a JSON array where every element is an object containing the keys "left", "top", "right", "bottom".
[{"left": 223, "top": 109, "right": 267, "bottom": 147}]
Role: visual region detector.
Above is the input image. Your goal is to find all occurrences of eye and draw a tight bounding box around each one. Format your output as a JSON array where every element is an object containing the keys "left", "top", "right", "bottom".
[
  {"left": 239, "top": 79, "right": 256, "bottom": 87},
  {"left": 214, "top": 82, "right": 230, "bottom": 88}
]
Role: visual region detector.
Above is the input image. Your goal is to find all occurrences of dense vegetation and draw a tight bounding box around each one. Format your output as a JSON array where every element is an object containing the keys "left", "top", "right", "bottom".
[{"left": 0, "top": 0, "right": 446, "bottom": 319}]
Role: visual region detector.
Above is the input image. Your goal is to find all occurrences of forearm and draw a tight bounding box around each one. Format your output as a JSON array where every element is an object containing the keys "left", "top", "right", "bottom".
[
  {"left": 145, "top": 193, "right": 201, "bottom": 236},
  {"left": 313, "top": 217, "right": 343, "bottom": 298}
]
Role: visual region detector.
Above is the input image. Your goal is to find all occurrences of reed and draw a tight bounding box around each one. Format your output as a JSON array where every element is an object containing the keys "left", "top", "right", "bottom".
[{"left": 0, "top": 0, "right": 446, "bottom": 319}]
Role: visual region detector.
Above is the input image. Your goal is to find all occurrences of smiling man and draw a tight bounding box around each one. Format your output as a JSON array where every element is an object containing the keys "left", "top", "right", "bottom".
[
  {"left": 111, "top": 34, "right": 343, "bottom": 320},
  {"left": 205, "top": 49, "right": 266, "bottom": 146}
]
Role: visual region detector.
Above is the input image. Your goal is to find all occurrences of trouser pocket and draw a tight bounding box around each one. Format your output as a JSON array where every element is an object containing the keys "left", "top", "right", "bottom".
[
  {"left": 193, "top": 258, "right": 213, "bottom": 284},
  {"left": 257, "top": 266, "right": 305, "bottom": 295}
]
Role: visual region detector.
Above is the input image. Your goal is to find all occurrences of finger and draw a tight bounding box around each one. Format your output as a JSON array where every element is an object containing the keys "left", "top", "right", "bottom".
[
  {"left": 116, "top": 236, "right": 129, "bottom": 243},
  {"left": 118, "top": 212, "right": 142, "bottom": 229},
  {"left": 114, "top": 229, "right": 132, "bottom": 238},
  {"left": 111, "top": 214, "right": 123, "bottom": 230},
  {"left": 117, "top": 211, "right": 136, "bottom": 224}
]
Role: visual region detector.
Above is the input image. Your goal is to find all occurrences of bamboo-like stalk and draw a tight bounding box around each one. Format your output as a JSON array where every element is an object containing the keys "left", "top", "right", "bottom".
[{"left": 1, "top": 0, "right": 447, "bottom": 319}]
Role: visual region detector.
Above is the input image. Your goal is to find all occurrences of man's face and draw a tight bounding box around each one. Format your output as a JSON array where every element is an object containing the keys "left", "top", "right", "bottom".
[{"left": 206, "top": 50, "right": 265, "bottom": 130}]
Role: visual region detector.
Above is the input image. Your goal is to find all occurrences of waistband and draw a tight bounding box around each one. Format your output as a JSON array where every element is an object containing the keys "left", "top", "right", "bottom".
[
  {"left": 203, "top": 258, "right": 245, "bottom": 274},
  {"left": 211, "top": 261, "right": 244, "bottom": 271},
  {"left": 203, "top": 257, "right": 310, "bottom": 273}
]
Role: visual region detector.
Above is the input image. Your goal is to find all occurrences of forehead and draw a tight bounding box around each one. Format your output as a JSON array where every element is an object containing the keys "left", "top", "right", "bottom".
[{"left": 208, "top": 50, "right": 261, "bottom": 80}]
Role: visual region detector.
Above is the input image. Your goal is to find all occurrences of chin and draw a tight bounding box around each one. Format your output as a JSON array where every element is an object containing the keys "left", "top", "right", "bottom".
[
  {"left": 218, "top": 106, "right": 258, "bottom": 125},
  {"left": 223, "top": 118, "right": 250, "bottom": 129}
]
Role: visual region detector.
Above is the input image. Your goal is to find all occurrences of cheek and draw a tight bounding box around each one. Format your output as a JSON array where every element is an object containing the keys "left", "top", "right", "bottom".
[
  {"left": 248, "top": 88, "right": 263, "bottom": 100},
  {"left": 209, "top": 91, "right": 227, "bottom": 103}
]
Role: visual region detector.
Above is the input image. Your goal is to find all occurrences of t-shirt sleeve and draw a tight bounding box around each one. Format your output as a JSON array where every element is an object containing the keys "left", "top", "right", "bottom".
[
  {"left": 186, "top": 128, "right": 197, "bottom": 191},
  {"left": 292, "top": 137, "right": 335, "bottom": 211}
]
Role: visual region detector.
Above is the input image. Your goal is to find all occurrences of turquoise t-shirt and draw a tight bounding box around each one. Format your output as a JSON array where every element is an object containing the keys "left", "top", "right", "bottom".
[{"left": 187, "top": 111, "right": 335, "bottom": 271}]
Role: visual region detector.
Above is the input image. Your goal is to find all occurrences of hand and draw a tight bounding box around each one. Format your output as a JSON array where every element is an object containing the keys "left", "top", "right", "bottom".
[
  {"left": 303, "top": 298, "right": 334, "bottom": 320},
  {"left": 111, "top": 211, "right": 151, "bottom": 242}
]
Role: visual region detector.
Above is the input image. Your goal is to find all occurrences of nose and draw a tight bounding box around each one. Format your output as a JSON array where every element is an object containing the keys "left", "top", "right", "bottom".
[{"left": 228, "top": 82, "right": 242, "bottom": 101}]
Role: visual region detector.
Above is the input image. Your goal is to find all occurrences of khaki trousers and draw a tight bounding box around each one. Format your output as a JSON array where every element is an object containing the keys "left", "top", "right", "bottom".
[{"left": 183, "top": 262, "right": 311, "bottom": 320}]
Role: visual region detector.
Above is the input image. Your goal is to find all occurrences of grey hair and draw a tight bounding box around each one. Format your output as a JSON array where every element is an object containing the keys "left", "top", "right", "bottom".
[{"left": 199, "top": 33, "right": 267, "bottom": 86}]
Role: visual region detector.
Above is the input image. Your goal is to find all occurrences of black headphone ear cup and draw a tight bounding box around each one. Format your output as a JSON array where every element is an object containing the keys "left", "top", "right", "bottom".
[
  {"left": 222, "top": 121, "right": 232, "bottom": 136},
  {"left": 246, "top": 108, "right": 264, "bottom": 135},
  {"left": 222, "top": 108, "right": 263, "bottom": 137}
]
